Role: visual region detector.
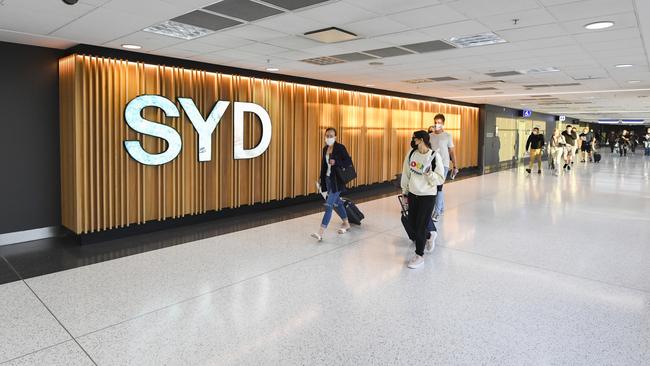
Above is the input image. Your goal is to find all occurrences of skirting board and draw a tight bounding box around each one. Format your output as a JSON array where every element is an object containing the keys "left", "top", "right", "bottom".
[{"left": 0, "top": 226, "right": 63, "bottom": 246}]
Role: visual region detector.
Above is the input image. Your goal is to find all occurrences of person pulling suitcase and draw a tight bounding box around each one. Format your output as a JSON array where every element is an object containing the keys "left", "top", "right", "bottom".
[{"left": 400, "top": 130, "right": 445, "bottom": 269}]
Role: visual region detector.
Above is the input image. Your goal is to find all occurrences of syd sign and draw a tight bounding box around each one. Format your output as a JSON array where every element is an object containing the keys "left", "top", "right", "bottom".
[{"left": 123, "top": 95, "right": 272, "bottom": 166}]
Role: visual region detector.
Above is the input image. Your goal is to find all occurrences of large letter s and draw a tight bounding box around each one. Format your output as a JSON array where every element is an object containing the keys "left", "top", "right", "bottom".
[{"left": 124, "top": 95, "right": 182, "bottom": 165}]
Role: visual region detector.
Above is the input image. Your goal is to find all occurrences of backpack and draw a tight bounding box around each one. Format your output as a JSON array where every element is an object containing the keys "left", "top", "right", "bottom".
[{"left": 409, "top": 148, "right": 437, "bottom": 172}]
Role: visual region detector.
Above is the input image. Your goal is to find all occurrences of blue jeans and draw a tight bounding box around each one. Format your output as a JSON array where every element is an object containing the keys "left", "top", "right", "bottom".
[
  {"left": 321, "top": 177, "right": 348, "bottom": 228},
  {"left": 645, "top": 146, "right": 650, "bottom": 156},
  {"left": 433, "top": 167, "right": 450, "bottom": 216}
]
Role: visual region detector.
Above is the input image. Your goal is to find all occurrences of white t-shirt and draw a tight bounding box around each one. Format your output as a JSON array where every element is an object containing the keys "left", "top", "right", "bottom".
[
  {"left": 429, "top": 131, "right": 454, "bottom": 168},
  {"left": 325, "top": 153, "right": 331, "bottom": 177}
]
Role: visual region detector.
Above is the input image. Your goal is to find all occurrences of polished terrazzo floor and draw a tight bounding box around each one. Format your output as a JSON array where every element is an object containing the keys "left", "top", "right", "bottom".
[{"left": 1, "top": 154, "right": 649, "bottom": 365}]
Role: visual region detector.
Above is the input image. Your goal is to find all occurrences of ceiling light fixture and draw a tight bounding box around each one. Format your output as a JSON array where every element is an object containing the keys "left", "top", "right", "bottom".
[
  {"left": 121, "top": 44, "right": 142, "bottom": 50},
  {"left": 584, "top": 21, "right": 614, "bottom": 30},
  {"left": 143, "top": 20, "right": 212, "bottom": 40},
  {"left": 615, "top": 64, "right": 633, "bottom": 68},
  {"left": 628, "top": 80, "right": 641, "bottom": 83},
  {"left": 265, "top": 59, "right": 279, "bottom": 72},
  {"left": 365, "top": 84, "right": 375, "bottom": 87},
  {"left": 446, "top": 32, "right": 506, "bottom": 48}
]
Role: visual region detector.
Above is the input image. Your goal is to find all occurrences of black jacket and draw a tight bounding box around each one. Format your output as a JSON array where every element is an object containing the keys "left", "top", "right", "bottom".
[
  {"left": 526, "top": 133, "right": 545, "bottom": 150},
  {"left": 320, "top": 142, "right": 352, "bottom": 193}
]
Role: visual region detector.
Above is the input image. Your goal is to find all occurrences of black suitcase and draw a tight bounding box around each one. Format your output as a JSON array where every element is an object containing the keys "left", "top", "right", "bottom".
[
  {"left": 342, "top": 198, "right": 364, "bottom": 225},
  {"left": 398, "top": 195, "right": 416, "bottom": 240},
  {"left": 594, "top": 152, "right": 601, "bottom": 163}
]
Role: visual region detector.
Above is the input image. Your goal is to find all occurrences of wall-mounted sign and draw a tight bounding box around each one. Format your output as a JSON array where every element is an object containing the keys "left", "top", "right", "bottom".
[
  {"left": 558, "top": 115, "right": 566, "bottom": 122},
  {"left": 124, "top": 95, "right": 272, "bottom": 166},
  {"left": 521, "top": 109, "right": 533, "bottom": 118}
]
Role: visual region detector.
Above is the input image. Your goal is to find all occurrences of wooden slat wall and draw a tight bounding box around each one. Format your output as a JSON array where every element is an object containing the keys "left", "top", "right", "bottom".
[{"left": 59, "top": 54, "right": 479, "bottom": 234}]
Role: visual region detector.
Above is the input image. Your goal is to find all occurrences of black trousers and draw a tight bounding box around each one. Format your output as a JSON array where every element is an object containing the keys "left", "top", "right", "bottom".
[{"left": 408, "top": 193, "right": 436, "bottom": 256}]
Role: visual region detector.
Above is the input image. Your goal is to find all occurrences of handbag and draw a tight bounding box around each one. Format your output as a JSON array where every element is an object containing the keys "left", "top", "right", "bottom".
[{"left": 336, "top": 162, "right": 357, "bottom": 184}]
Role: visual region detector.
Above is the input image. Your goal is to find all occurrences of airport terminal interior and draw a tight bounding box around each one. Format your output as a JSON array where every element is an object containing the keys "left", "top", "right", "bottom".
[{"left": 0, "top": 0, "right": 649, "bottom": 365}]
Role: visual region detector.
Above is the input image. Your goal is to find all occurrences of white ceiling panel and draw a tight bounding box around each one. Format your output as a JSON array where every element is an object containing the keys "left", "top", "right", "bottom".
[
  {"left": 546, "top": 0, "right": 634, "bottom": 22},
  {"left": 348, "top": 0, "right": 441, "bottom": 15},
  {"left": 295, "top": 2, "right": 378, "bottom": 26},
  {"left": 496, "top": 24, "right": 568, "bottom": 42},
  {"left": 264, "top": 36, "right": 323, "bottom": 50},
  {"left": 103, "top": 31, "right": 185, "bottom": 51},
  {"left": 448, "top": 0, "right": 540, "bottom": 18},
  {"left": 253, "top": 13, "right": 328, "bottom": 35},
  {"left": 388, "top": 4, "right": 467, "bottom": 28},
  {"left": 0, "top": 29, "right": 76, "bottom": 49},
  {"left": 196, "top": 33, "right": 256, "bottom": 49},
  {"left": 477, "top": 8, "right": 556, "bottom": 31},
  {"left": 0, "top": 1, "right": 96, "bottom": 35},
  {"left": 236, "top": 42, "right": 290, "bottom": 55},
  {"left": 420, "top": 20, "right": 490, "bottom": 39},
  {"left": 218, "top": 25, "right": 288, "bottom": 42},
  {"left": 343, "top": 17, "right": 410, "bottom": 37}
]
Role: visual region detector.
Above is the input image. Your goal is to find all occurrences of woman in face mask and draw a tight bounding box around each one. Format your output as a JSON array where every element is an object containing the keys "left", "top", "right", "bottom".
[
  {"left": 400, "top": 130, "right": 445, "bottom": 269},
  {"left": 311, "top": 127, "right": 353, "bottom": 241}
]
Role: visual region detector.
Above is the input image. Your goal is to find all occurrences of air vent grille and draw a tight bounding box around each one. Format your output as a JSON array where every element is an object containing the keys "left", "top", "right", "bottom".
[
  {"left": 485, "top": 71, "right": 522, "bottom": 77},
  {"left": 402, "top": 79, "right": 434, "bottom": 84},
  {"left": 300, "top": 56, "right": 345, "bottom": 65}
]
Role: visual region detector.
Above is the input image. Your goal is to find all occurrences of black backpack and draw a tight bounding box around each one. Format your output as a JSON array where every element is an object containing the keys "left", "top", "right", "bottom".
[{"left": 409, "top": 149, "right": 437, "bottom": 172}]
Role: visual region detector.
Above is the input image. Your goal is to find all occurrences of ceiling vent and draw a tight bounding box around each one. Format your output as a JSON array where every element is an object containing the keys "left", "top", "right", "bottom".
[
  {"left": 262, "top": 0, "right": 329, "bottom": 10},
  {"left": 479, "top": 80, "right": 506, "bottom": 84},
  {"left": 402, "top": 79, "right": 434, "bottom": 84},
  {"left": 363, "top": 47, "right": 414, "bottom": 58},
  {"left": 330, "top": 52, "right": 378, "bottom": 62},
  {"left": 300, "top": 56, "right": 345, "bottom": 65},
  {"left": 401, "top": 40, "right": 456, "bottom": 53},
  {"left": 203, "top": 0, "right": 283, "bottom": 21},
  {"left": 446, "top": 32, "right": 507, "bottom": 48},
  {"left": 485, "top": 71, "right": 522, "bottom": 77},
  {"left": 521, "top": 67, "right": 560, "bottom": 74},
  {"left": 472, "top": 87, "right": 498, "bottom": 90},
  {"left": 429, "top": 76, "right": 458, "bottom": 82},
  {"left": 524, "top": 83, "right": 581, "bottom": 88},
  {"left": 304, "top": 27, "right": 358, "bottom": 43},
  {"left": 170, "top": 10, "right": 241, "bottom": 31}
]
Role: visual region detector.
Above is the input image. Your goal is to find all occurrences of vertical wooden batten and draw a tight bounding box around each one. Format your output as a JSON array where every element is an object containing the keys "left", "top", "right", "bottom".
[{"left": 59, "top": 54, "right": 480, "bottom": 235}]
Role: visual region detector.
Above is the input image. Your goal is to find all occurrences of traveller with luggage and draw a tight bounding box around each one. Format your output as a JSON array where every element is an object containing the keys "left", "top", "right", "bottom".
[
  {"left": 400, "top": 130, "right": 445, "bottom": 269},
  {"left": 311, "top": 127, "right": 355, "bottom": 241}
]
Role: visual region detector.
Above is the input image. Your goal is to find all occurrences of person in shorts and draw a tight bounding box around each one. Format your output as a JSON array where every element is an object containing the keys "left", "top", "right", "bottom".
[
  {"left": 562, "top": 125, "right": 577, "bottom": 170},
  {"left": 579, "top": 127, "right": 594, "bottom": 162}
]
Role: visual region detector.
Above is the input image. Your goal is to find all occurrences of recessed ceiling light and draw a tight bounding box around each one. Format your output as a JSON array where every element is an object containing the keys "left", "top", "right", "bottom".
[
  {"left": 265, "top": 67, "right": 279, "bottom": 72},
  {"left": 304, "top": 27, "right": 358, "bottom": 43},
  {"left": 615, "top": 64, "right": 633, "bottom": 68},
  {"left": 365, "top": 84, "right": 375, "bottom": 87},
  {"left": 628, "top": 80, "right": 641, "bottom": 83},
  {"left": 584, "top": 21, "right": 614, "bottom": 30},
  {"left": 121, "top": 44, "right": 142, "bottom": 50}
]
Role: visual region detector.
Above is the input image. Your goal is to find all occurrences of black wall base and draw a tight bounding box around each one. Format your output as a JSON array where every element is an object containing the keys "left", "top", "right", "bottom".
[{"left": 74, "top": 181, "right": 400, "bottom": 245}]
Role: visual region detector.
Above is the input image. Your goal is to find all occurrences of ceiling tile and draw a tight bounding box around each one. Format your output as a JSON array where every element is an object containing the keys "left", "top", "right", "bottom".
[
  {"left": 420, "top": 20, "right": 490, "bottom": 39},
  {"left": 343, "top": 17, "right": 410, "bottom": 37},
  {"left": 388, "top": 4, "right": 467, "bottom": 28},
  {"left": 264, "top": 36, "right": 323, "bottom": 50},
  {"left": 236, "top": 42, "right": 290, "bottom": 55},
  {"left": 349, "top": 0, "right": 440, "bottom": 15},
  {"left": 203, "top": 0, "right": 284, "bottom": 21},
  {"left": 477, "top": 8, "right": 556, "bottom": 31},
  {"left": 546, "top": 0, "right": 634, "bottom": 22},
  {"left": 172, "top": 10, "right": 242, "bottom": 31},
  {"left": 295, "top": 2, "right": 379, "bottom": 26},
  {"left": 254, "top": 13, "right": 328, "bottom": 35},
  {"left": 448, "top": 0, "right": 540, "bottom": 18},
  {"left": 218, "top": 25, "right": 288, "bottom": 41}
]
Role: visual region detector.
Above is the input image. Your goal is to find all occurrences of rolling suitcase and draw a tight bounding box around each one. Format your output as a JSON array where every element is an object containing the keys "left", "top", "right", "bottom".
[
  {"left": 342, "top": 198, "right": 364, "bottom": 225},
  {"left": 593, "top": 152, "right": 601, "bottom": 163},
  {"left": 398, "top": 195, "right": 416, "bottom": 241}
]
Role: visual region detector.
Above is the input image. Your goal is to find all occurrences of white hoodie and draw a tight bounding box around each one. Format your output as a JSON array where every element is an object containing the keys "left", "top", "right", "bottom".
[{"left": 400, "top": 149, "right": 445, "bottom": 196}]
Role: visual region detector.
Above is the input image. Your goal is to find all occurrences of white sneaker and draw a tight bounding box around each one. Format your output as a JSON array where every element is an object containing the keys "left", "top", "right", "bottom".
[
  {"left": 407, "top": 255, "right": 424, "bottom": 269},
  {"left": 426, "top": 231, "right": 437, "bottom": 252},
  {"left": 310, "top": 233, "right": 322, "bottom": 242}
]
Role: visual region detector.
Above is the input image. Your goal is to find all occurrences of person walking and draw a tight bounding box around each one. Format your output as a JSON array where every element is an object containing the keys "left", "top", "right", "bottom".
[
  {"left": 618, "top": 130, "right": 630, "bottom": 157},
  {"left": 608, "top": 131, "right": 617, "bottom": 153},
  {"left": 401, "top": 130, "right": 445, "bottom": 269},
  {"left": 579, "top": 127, "right": 594, "bottom": 162},
  {"left": 311, "top": 127, "right": 352, "bottom": 241},
  {"left": 644, "top": 128, "right": 650, "bottom": 156},
  {"left": 562, "top": 125, "right": 577, "bottom": 170},
  {"left": 549, "top": 129, "right": 566, "bottom": 176},
  {"left": 429, "top": 114, "right": 457, "bottom": 222},
  {"left": 525, "top": 127, "right": 545, "bottom": 174}
]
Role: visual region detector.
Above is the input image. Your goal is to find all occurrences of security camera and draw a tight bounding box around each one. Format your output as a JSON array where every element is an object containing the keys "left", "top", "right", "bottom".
[{"left": 62, "top": 0, "right": 78, "bottom": 4}]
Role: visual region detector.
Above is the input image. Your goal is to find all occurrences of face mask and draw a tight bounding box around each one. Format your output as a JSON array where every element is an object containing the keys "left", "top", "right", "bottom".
[
  {"left": 533, "top": 131, "right": 538, "bottom": 135},
  {"left": 435, "top": 124, "right": 443, "bottom": 131},
  {"left": 411, "top": 139, "right": 418, "bottom": 149},
  {"left": 325, "top": 137, "right": 335, "bottom": 146}
]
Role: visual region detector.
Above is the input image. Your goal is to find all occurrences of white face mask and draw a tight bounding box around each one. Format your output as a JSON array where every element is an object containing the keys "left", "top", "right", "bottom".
[
  {"left": 325, "top": 137, "right": 335, "bottom": 146},
  {"left": 434, "top": 124, "right": 443, "bottom": 131}
]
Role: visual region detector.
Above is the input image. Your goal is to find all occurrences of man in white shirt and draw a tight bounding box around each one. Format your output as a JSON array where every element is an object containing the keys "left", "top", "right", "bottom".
[{"left": 429, "top": 114, "right": 457, "bottom": 222}]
